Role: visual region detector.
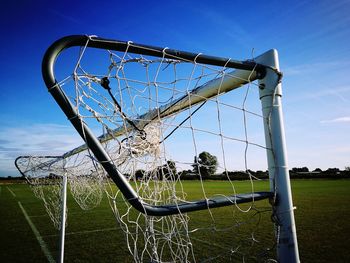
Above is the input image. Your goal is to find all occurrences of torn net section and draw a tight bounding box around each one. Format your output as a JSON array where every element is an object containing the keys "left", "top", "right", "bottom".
[
  {"left": 45, "top": 38, "right": 276, "bottom": 262},
  {"left": 15, "top": 154, "right": 105, "bottom": 229}
]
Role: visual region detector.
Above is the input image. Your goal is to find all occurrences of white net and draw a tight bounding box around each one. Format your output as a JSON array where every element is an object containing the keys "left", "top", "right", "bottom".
[
  {"left": 15, "top": 154, "right": 105, "bottom": 229},
  {"left": 15, "top": 156, "right": 66, "bottom": 229},
  {"left": 37, "top": 36, "right": 278, "bottom": 262}
]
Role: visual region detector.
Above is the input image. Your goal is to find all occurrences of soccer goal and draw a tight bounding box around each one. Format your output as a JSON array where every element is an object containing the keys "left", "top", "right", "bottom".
[{"left": 21, "top": 35, "right": 299, "bottom": 262}]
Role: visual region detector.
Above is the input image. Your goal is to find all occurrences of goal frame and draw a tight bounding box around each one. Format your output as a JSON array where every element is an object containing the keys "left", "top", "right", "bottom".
[{"left": 41, "top": 35, "right": 299, "bottom": 262}]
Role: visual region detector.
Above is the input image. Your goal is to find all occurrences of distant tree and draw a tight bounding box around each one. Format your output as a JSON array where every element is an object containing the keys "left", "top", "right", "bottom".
[
  {"left": 325, "top": 168, "right": 340, "bottom": 174},
  {"left": 302, "top": 167, "right": 310, "bottom": 172},
  {"left": 166, "top": 160, "right": 177, "bottom": 176},
  {"left": 178, "top": 169, "right": 197, "bottom": 180},
  {"left": 156, "top": 160, "right": 177, "bottom": 180},
  {"left": 192, "top": 151, "right": 218, "bottom": 177},
  {"left": 345, "top": 166, "right": 350, "bottom": 172},
  {"left": 313, "top": 168, "right": 322, "bottom": 173},
  {"left": 291, "top": 167, "right": 309, "bottom": 173},
  {"left": 255, "top": 170, "right": 269, "bottom": 179},
  {"left": 135, "top": 169, "right": 145, "bottom": 180}
]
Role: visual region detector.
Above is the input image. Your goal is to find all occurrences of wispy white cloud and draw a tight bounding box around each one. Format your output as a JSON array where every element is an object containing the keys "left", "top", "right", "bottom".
[
  {"left": 48, "top": 8, "right": 83, "bottom": 25},
  {"left": 195, "top": 7, "right": 254, "bottom": 50},
  {"left": 0, "top": 124, "right": 83, "bottom": 155},
  {"left": 287, "top": 84, "right": 350, "bottom": 105},
  {"left": 320, "top": 116, "right": 350, "bottom": 124},
  {"left": 0, "top": 123, "right": 83, "bottom": 177},
  {"left": 284, "top": 60, "right": 350, "bottom": 77},
  {"left": 306, "top": 85, "right": 350, "bottom": 103}
]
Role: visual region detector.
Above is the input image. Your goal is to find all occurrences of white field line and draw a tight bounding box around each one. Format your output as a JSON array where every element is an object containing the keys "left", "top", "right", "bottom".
[
  {"left": 28, "top": 214, "right": 50, "bottom": 218},
  {"left": 29, "top": 209, "right": 112, "bottom": 218},
  {"left": 7, "top": 186, "right": 16, "bottom": 197},
  {"left": 43, "top": 227, "right": 119, "bottom": 238},
  {"left": 18, "top": 201, "right": 55, "bottom": 263}
]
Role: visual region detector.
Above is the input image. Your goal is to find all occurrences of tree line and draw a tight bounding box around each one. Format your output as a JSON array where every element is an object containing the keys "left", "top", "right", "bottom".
[
  {"left": 3, "top": 151, "right": 350, "bottom": 181},
  {"left": 131, "top": 151, "right": 350, "bottom": 181}
]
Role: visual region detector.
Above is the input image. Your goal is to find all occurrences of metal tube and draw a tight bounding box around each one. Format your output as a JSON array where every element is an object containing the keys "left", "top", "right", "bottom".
[
  {"left": 257, "top": 49, "right": 300, "bottom": 262},
  {"left": 59, "top": 172, "right": 68, "bottom": 263}
]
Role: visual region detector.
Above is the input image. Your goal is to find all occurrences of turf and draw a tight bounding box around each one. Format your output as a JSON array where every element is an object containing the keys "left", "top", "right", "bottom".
[{"left": 0, "top": 179, "right": 349, "bottom": 262}]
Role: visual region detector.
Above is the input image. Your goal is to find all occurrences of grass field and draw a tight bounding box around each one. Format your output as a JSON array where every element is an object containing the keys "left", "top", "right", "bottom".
[{"left": 1, "top": 179, "right": 350, "bottom": 262}]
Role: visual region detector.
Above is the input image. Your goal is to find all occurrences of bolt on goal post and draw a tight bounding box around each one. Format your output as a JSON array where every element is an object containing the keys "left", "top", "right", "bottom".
[{"left": 40, "top": 35, "right": 299, "bottom": 262}]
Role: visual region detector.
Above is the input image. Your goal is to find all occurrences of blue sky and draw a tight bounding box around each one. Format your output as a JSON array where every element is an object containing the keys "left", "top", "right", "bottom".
[{"left": 1, "top": 0, "right": 349, "bottom": 177}]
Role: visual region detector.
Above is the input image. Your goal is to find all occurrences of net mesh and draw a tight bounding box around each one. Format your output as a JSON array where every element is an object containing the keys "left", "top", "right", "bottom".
[
  {"left": 15, "top": 154, "right": 104, "bottom": 228},
  {"left": 15, "top": 156, "right": 66, "bottom": 229},
  {"left": 22, "top": 37, "right": 278, "bottom": 262}
]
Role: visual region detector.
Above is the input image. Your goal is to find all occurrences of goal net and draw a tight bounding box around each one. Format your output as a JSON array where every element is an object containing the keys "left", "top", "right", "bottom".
[
  {"left": 18, "top": 35, "right": 299, "bottom": 262},
  {"left": 15, "top": 154, "right": 104, "bottom": 229}
]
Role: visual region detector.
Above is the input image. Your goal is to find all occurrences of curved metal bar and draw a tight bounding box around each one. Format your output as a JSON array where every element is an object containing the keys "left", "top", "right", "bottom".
[
  {"left": 41, "top": 35, "right": 272, "bottom": 216},
  {"left": 42, "top": 35, "right": 266, "bottom": 88},
  {"left": 14, "top": 155, "right": 64, "bottom": 187},
  {"left": 138, "top": 191, "right": 273, "bottom": 216},
  {"left": 15, "top": 155, "right": 63, "bottom": 177}
]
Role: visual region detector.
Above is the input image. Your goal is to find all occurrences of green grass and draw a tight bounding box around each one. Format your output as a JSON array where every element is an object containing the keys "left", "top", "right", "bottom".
[
  {"left": 0, "top": 180, "right": 349, "bottom": 262},
  {"left": 291, "top": 180, "right": 350, "bottom": 262}
]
